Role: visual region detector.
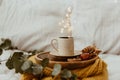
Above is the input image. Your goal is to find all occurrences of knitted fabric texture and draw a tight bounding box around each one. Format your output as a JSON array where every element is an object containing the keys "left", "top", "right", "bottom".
[{"left": 21, "top": 56, "right": 108, "bottom": 80}]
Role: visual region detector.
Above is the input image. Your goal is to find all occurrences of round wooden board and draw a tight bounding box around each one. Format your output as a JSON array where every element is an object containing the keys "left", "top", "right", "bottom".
[{"left": 35, "top": 52, "right": 98, "bottom": 70}]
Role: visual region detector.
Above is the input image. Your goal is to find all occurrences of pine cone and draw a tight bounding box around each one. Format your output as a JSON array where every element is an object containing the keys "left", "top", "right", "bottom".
[
  {"left": 82, "top": 46, "right": 95, "bottom": 54},
  {"left": 82, "top": 45, "right": 101, "bottom": 56},
  {"left": 93, "top": 49, "right": 101, "bottom": 55}
]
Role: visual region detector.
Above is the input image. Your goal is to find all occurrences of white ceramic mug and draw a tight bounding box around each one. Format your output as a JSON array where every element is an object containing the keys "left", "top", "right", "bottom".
[{"left": 51, "top": 37, "right": 74, "bottom": 56}]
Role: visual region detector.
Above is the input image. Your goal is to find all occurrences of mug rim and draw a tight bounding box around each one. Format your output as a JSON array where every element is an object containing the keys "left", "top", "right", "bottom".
[{"left": 59, "top": 37, "right": 73, "bottom": 39}]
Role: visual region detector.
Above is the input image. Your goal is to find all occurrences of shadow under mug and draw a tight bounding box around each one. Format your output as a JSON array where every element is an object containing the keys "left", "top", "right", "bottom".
[{"left": 51, "top": 37, "right": 74, "bottom": 56}]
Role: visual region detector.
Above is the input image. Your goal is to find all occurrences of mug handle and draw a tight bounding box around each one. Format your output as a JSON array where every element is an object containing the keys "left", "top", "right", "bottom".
[{"left": 51, "top": 39, "right": 58, "bottom": 51}]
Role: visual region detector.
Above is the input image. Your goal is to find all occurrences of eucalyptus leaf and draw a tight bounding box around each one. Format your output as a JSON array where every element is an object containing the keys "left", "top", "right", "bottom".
[
  {"left": 41, "top": 58, "right": 49, "bottom": 67},
  {"left": 21, "top": 60, "right": 33, "bottom": 73},
  {"left": 21, "top": 55, "right": 30, "bottom": 61},
  {"left": 0, "top": 48, "right": 3, "bottom": 55},
  {"left": 0, "top": 39, "right": 11, "bottom": 49},
  {"left": 6, "top": 52, "right": 24, "bottom": 69},
  {"left": 71, "top": 73, "right": 78, "bottom": 80},
  {"left": 12, "top": 52, "right": 23, "bottom": 60},
  {"left": 13, "top": 59, "right": 24, "bottom": 73},
  {"left": 4, "top": 39, "right": 11, "bottom": 46},
  {"left": 30, "top": 50, "right": 37, "bottom": 54},
  {"left": 60, "top": 69, "right": 72, "bottom": 79},
  {"left": 6, "top": 58, "right": 14, "bottom": 69},
  {"left": 32, "top": 63, "right": 43, "bottom": 75},
  {"left": 52, "top": 64, "right": 61, "bottom": 76}
]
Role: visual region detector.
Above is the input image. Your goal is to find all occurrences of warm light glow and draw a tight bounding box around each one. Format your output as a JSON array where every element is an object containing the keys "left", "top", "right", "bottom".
[
  {"left": 60, "top": 28, "right": 64, "bottom": 33},
  {"left": 68, "top": 26, "right": 72, "bottom": 37},
  {"left": 67, "top": 7, "right": 72, "bottom": 13},
  {"left": 59, "top": 6, "right": 73, "bottom": 37}
]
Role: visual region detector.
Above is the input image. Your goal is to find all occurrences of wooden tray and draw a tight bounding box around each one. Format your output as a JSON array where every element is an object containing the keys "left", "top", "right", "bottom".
[{"left": 35, "top": 52, "right": 98, "bottom": 70}]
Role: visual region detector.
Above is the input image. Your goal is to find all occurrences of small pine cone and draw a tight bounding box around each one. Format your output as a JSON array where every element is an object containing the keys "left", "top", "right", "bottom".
[
  {"left": 43, "top": 67, "right": 53, "bottom": 76},
  {"left": 89, "top": 52, "right": 97, "bottom": 58},
  {"left": 82, "top": 46, "right": 95, "bottom": 53},
  {"left": 94, "top": 49, "right": 101, "bottom": 55}
]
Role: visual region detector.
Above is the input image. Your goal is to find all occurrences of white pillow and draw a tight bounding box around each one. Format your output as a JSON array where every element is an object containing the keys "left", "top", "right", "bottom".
[
  {"left": 72, "top": 0, "right": 120, "bottom": 54},
  {"left": 0, "top": 0, "right": 120, "bottom": 55},
  {"left": 0, "top": 0, "right": 73, "bottom": 51}
]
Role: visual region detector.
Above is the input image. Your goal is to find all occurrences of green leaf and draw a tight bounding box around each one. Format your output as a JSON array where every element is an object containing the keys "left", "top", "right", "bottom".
[
  {"left": 21, "top": 60, "right": 33, "bottom": 73},
  {"left": 41, "top": 58, "right": 49, "bottom": 67},
  {"left": 30, "top": 50, "right": 37, "bottom": 54},
  {"left": 12, "top": 52, "right": 23, "bottom": 59},
  {"left": 20, "top": 55, "right": 29, "bottom": 61},
  {"left": 6, "top": 58, "right": 14, "bottom": 69},
  {"left": 60, "top": 69, "right": 72, "bottom": 79},
  {"left": 6, "top": 52, "right": 24, "bottom": 70},
  {"left": 13, "top": 59, "right": 24, "bottom": 73},
  {"left": 0, "top": 39, "right": 11, "bottom": 49},
  {"left": 70, "top": 73, "right": 78, "bottom": 80},
  {"left": 52, "top": 64, "right": 61, "bottom": 76},
  {"left": 32, "top": 63, "right": 43, "bottom": 75},
  {"left": 4, "top": 39, "right": 11, "bottom": 46},
  {"left": 0, "top": 48, "right": 3, "bottom": 55}
]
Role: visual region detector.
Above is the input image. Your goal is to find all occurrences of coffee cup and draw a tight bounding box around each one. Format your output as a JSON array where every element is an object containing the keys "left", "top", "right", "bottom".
[{"left": 51, "top": 37, "right": 74, "bottom": 56}]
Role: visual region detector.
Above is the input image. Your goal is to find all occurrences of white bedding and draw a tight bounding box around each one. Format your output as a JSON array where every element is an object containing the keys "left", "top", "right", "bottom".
[
  {"left": 100, "top": 54, "right": 120, "bottom": 80},
  {"left": 0, "top": 0, "right": 120, "bottom": 55},
  {"left": 0, "top": 0, "right": 120, "bottom": 80},
  {"left": 0, "top": 50, "right": 120, "bottom": 80}
]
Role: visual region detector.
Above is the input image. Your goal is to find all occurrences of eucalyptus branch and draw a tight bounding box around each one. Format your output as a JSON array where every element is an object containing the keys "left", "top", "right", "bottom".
[{"left": 0, "top": 38, "right": 78, "bottom": 80}]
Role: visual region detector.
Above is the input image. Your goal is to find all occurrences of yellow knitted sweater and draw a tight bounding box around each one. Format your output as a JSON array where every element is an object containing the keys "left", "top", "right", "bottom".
[{"left": 21, "top": 56, "right": 108, "bottom": 80}]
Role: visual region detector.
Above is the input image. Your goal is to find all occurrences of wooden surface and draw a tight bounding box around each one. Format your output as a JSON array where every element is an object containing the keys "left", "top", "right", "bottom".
[{"left": 35, "top": 52, "right": 98, "bottom": 70}]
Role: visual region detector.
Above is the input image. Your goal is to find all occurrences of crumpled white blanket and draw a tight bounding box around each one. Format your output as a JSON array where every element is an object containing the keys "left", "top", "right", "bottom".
[
  {"left": 0, "top": 50, "right": 20, "bottom": 80},
  {"left": 0, "top": 50, "right": 120, "bottom": 80},
  {"left": 0, "top": 0, "right": 120, "bottom": 55},
  {"left": 100, "top": 54, "right": 120, "bottom": 80}
]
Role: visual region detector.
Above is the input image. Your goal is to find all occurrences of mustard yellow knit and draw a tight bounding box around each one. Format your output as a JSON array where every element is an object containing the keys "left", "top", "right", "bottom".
[{"left": 21, "top": 56, "right": 108, "bottom": 80}]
